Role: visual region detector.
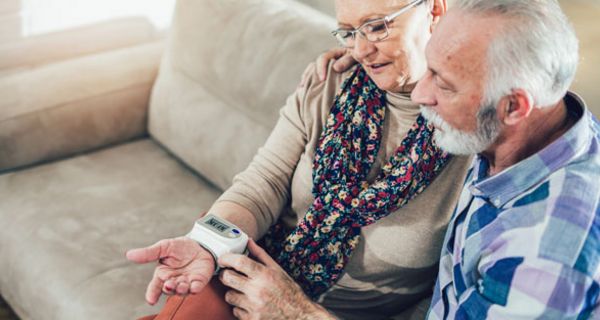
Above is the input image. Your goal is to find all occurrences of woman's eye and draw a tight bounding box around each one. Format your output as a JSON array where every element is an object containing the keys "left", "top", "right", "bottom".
[
  {"left": 338, "top": 31, "right": 353, "bottom": 39},
  {"left": 367, "top": 23, "right": 386, "bottom": 33}
]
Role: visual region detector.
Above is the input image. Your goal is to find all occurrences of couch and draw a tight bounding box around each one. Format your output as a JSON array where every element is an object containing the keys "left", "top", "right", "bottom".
[
  {"left": 2, "top": 0, "right": 599, "bottom": 319},
  {"left": 0, "top": 0, "right": 335, "bottom": 318}
]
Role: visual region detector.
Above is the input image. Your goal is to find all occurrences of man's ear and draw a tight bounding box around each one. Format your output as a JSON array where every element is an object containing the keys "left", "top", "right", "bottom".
[
  {"left": 430, "top": 0, "right": 447, "bottom": 32},
  {"left": 500, "top": 89, "right": 534, "bottom": 126}
]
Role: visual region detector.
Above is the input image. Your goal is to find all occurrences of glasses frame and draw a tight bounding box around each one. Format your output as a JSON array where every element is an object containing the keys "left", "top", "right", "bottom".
[{"left": 331, "top": 0, "right": 425, "bottom": 48}]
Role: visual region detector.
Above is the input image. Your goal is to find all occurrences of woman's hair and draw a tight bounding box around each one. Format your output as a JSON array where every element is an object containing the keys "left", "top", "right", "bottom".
[{"left": 453, "top": 0, "right": 579, "bottom": 108}]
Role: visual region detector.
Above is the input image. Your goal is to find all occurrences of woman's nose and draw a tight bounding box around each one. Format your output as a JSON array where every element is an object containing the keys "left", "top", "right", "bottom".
[{"left": 352, "top": 34, "right": 375, "bottom": 61}]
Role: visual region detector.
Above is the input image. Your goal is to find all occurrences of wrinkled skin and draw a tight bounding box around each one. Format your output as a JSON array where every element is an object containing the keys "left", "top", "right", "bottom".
[{"left": 218, "top": 240, "right": 334, "bottom": 320}]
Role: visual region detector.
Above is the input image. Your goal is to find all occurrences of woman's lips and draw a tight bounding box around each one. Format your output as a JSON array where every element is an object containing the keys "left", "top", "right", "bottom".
[{"left": 367, "top": 62, "right": 392, "bottom": 74}]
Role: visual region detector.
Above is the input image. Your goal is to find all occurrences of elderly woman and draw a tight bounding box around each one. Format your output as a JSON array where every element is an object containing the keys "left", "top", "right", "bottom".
[{"left": 127, "top": 0, "right": 471, "bottom": 319}]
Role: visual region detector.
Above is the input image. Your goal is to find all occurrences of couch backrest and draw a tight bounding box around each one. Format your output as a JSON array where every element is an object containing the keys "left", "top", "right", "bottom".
[
  {"left": 297, "top": 0, "right": 335, "bottom": 16},
  {"left": 148, "top": 0, "right": 336, "bottom": 190}
]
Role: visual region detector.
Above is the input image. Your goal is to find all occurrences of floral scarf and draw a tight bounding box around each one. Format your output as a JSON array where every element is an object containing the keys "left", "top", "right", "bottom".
[{"left": 263, "top": 66, "right": 450, "bottom": 299}]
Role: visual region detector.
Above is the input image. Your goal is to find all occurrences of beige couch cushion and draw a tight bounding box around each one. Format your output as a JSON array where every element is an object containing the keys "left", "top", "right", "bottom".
[
  {"left": 149, "top": 0, "right": 336, "bottom": 189},
  {"left": 0, "top": 42, "right": 163, "bottom": 172},
  {"left": 0, "top": 139, "right": 222, "bottom": 320}
]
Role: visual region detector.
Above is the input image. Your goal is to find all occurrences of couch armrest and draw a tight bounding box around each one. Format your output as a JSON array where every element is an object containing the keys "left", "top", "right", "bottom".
[
  {"left": 0, "top": 41, "right": 164, "bottom": 172},
  {"left": 0, "top": 17, "right": 161, "bottom": 74}
]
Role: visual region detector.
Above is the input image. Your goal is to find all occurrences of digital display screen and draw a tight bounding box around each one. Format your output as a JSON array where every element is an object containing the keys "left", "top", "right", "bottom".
[{"left": 206, "top": 217, "right": 229, "bottom": 233}]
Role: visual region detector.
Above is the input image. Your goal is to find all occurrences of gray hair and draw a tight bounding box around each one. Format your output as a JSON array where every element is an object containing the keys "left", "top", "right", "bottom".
[{"left": 452, "top": 0, "right": 579, "bottom": 107}]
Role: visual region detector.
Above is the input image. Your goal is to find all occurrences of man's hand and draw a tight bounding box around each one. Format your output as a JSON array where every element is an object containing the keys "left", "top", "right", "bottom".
[
  {"left": 126, "top": 237, "right": 216, "bottom": 305},
  {"left": 299, "top": 47, "right": 357, "bottom": 87},
  {"left": 218, "top": 240, "right": 335, "bottom": 320}
]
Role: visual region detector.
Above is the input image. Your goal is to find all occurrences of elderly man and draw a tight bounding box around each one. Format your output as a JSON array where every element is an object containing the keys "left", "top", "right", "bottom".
[{"left": 410, "top": 0, "right": 600, "bottom": 319}]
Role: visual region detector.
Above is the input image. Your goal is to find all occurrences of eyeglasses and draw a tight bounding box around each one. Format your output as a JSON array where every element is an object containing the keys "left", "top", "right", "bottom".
[{"left": 331, "top": 0, "right": 424, "bottom": 48}]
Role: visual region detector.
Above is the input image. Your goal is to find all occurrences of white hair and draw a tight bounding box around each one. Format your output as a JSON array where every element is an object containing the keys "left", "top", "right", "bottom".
[
  {"left": 452, "top": 0, "right": 579, "bottom": 108},
  {"left": 421, "top": 103, "right": 501, "bottom": 155}
]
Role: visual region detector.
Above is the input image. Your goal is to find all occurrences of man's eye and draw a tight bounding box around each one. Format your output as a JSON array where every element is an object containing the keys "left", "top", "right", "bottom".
[{"left": 438, "top": 85, "right": 454, "bottom": 93}]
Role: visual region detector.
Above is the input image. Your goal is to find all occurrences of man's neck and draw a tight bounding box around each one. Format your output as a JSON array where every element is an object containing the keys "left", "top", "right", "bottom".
[{"left": 482, "top": 99, "right": 576, "bottom": 176}]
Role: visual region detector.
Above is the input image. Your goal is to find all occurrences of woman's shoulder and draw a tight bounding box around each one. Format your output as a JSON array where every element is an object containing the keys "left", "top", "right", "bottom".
[
  {"left": 293, "top": 61, "right": 356, "bottom": 120},
  {"left": 302, "top": 59, "right": 355, "bottom": 87}
]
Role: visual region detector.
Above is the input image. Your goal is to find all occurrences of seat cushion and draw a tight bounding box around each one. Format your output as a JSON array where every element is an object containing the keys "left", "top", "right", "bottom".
[{"left": 0, "top": 139, "right": 221, "bottom": 320}]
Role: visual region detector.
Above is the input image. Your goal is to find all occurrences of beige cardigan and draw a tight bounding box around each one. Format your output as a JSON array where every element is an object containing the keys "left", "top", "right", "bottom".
[{"left": 217, "top": 63, "right": 471, "bottom": 319}]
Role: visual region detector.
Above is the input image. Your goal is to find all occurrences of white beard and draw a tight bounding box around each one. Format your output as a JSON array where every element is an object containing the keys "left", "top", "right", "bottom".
[{"left": 420, "top": 106, "right": 499, "bottom": 155}]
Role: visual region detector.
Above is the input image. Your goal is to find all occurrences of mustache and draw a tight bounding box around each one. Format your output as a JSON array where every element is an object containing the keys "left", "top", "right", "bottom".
[{"left": 419, "top": 106, "right": 456, "bottom": 132}]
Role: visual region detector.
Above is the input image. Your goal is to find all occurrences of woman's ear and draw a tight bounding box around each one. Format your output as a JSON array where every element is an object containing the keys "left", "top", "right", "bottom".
[{"left": 430, "top": 0, "right": 447, "bottom": 33}]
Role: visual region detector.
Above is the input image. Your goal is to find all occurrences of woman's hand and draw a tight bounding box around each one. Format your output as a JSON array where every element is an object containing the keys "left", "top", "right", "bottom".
[
  {"left": 218, "top": 240, "right": 335, "bottom": 320},
  {"left": 126, "top": 237, "right": 216, "bottom": 305},
  {"left": 300, "top": 47, "right": 357, "bottom": 87}
]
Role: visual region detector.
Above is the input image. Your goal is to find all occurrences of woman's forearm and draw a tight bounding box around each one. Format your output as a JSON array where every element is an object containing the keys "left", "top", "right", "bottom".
[{"left": 207, "top": 201, "right": 261, "bottom": 239}]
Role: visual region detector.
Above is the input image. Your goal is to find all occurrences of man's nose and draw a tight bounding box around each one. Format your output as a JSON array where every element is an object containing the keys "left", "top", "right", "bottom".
[{"left": 411, "top": 74, "right": 436, "bottom": 106}]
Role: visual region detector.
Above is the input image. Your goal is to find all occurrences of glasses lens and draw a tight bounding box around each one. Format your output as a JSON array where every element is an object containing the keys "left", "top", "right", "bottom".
[
  {"left": 333, "top": 30, "right": 354, "bottom": 47},
  {"left": 362, "top": 20, "right": 388, "bottom": 42}
]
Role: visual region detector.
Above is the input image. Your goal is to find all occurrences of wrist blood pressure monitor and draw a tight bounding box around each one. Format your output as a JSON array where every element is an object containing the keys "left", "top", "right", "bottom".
[{"left": 186, "top": 214, "right": 249, "bottom": 272}]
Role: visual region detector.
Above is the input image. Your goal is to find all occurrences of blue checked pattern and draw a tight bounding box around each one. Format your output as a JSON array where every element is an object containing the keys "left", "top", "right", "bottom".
[{"left": 428, "top": 93, "right": 600, "bottom": 319}]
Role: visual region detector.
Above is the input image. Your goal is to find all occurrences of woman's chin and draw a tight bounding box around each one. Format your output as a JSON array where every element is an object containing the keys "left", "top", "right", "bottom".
[
  {"left": 369, "top": 77, "right": 399, "bottom": 92},
  {"left": 363, "top": 70, "right": 403, "bottom": 92}
]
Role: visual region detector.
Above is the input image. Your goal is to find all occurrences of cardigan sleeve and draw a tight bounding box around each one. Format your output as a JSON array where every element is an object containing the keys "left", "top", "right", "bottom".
[{"left": 215, "top": 62, "right": 324, "bottom": 237}]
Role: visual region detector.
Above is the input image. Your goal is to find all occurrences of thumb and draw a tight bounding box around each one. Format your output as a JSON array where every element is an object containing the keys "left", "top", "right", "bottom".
[
  {"left": 247, "top": 239, "right": 278, "bottom": 268},
  {"left": 126, "top": 239, "right": 170, "bottom": 264}
]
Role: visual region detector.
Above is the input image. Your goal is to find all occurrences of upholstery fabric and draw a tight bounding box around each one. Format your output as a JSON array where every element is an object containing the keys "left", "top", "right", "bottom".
[
  {"left": 0, "top": 42, "right": 163, "bottom": 171},
  {"left": 149, "top": 0, "right": 336, "bottom": 189},
  {"left": 0, "top": 140, "right": 221, "bottom": 320},
  {"left": 0, "top": 0, "right": 345, "bottom": 318},
  {"left": 0, "top": 17, "right": 159, "bottom": 72}
]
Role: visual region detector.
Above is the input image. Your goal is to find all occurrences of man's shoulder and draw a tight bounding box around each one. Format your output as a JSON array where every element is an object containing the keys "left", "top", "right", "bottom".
[{"left": 502, "top": 164, "right": 600, "bottom": 278}]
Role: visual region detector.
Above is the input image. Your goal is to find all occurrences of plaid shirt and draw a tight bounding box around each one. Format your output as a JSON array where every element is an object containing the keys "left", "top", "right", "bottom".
[{"left": 428, "top": 93, "right": 600, "bottom": 320}]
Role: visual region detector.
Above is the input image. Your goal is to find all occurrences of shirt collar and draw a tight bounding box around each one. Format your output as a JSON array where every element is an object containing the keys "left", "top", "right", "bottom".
[{"left": 468, "top": 92, "right": 596, "bottom": 207}]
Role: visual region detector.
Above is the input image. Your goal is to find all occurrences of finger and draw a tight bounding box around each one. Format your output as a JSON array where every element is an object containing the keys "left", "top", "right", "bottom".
[
  {"left": 232, "top": 306, "right": 250, "bottom": 320},
  {"left": 146, "top": 271, "right": 165, "bottom": 305},
  {"left": 219, "top": 269, "right": 249, "bottom": 292},
  {"left": 224, "top": 289, "right": 251, "bottom": 310},
  {"left": 172, "top": 275, "right": 190, "bottom": 294},
  {"left": 163, "top": 278, "right": 177, "bottom": 293},
  {"left": 316, "top": 48, "right": 346, "bottom": 81},
  {"left": 189, "top": 280, "right": 205, "bottom": 294},
  {"left": 185, "top": 273, "right": 211, "bottom": 294},
  {"left": 218, "top": 253, "right": 264, "bottom": 278},
  {"left": 126, "top": 239, "right": 170, "bottom": 264},
  {"left": 333, "top": 53, "right": 357, "bottom": 73},
  {"left": 247, "top": 239, "right": 278, "bottom": 268},
  {"left": 175, "top": 281, "right": 190, "bottom": 295},
  {"left": 147, "top": 265, "right": 178, "bottom": 305}
]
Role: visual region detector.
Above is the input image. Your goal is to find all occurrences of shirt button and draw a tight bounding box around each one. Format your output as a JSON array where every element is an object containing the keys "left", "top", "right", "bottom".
[{"left": 493, "top": 199, "right": 500, "bottom": 206}]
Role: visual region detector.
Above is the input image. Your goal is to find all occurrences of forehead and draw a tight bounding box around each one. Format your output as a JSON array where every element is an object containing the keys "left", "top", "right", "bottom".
[
  {"left": 426, "top": 10, "right": 503, "bottom": 83},
  {"left": 335, "top": 0, "right": 408, "bottom": 24}
]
